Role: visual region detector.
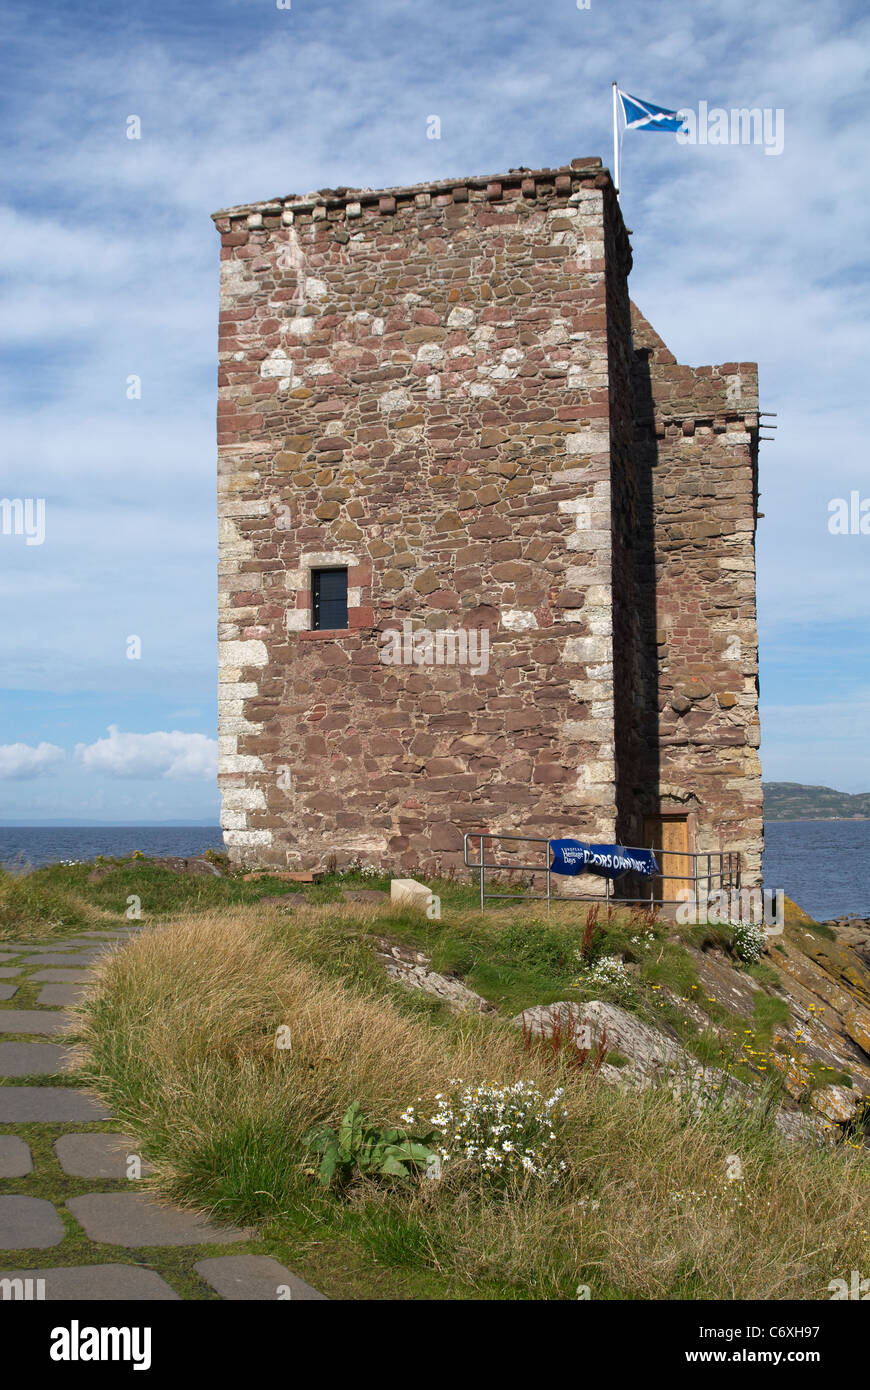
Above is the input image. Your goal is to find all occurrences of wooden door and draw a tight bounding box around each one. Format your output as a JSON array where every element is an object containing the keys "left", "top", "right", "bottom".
[{"left": 642, "top": 815, "right": 690, "bottom": 903}]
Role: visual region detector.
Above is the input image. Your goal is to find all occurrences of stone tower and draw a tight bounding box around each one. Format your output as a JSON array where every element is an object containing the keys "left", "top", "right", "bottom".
[{"left": 212, "top": 156, "right": 763, "bottom": 891}]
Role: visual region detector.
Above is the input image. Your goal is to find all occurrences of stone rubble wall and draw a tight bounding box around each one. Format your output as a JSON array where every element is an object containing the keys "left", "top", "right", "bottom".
[
  {"left": 631, "top": 305, "right": 764, "bottom": 885},
  {"left": 213, "top": 161, "right": 627, "bottom": 873}
]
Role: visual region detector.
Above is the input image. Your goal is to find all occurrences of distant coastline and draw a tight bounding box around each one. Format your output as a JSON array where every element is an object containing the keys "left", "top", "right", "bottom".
[
  {"left": 767, "top": 816, "right": 870, "bottom": 823},
  {"left": 763, "top": 781, "right": 870, "bottom": 822}
]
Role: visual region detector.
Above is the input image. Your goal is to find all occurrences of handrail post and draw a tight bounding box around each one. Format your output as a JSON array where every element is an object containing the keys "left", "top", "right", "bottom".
[{"left": 546, "top": 841, "right": 551, "bottom": 914}]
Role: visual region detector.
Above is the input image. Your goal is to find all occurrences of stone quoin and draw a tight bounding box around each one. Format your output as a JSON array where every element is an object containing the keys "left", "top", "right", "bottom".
[{"left": 212, "top": 156, "right": 763, "bottom": 888}]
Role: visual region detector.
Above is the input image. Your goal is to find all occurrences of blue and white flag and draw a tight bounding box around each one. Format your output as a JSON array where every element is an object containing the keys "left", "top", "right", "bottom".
[{"left": 617, "top": 89, "right": 687, "bottom": 134}]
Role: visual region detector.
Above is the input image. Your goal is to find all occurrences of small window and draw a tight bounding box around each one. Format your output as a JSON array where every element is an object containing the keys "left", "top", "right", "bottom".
[{"left": 311, "top": 567, "right": 348, "bottom": 630}]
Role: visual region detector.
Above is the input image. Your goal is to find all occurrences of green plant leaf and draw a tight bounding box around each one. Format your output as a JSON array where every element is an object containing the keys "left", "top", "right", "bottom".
[
  {"left": 379, "top": 1155, "right": 410, "bottom": 1177},
  {"left": 339, "top": 1101, "right": 365, "bottom": 1153},
  {"left": 318, "top": 1145, "right": 340, "bottom": 1187}
]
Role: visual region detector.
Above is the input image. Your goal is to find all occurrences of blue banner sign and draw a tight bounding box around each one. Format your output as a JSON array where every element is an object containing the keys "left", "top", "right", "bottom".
[{"left": 549, "top": 840, "right": 659, "bottom": 880}]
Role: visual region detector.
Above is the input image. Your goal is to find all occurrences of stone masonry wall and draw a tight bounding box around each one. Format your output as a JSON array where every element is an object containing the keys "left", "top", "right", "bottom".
[
  {"left": 630, "top": 305, "right": 764, "bottom": 886},
  {"left": 213, "top": 160, "right": 631, "bottom": 875}
]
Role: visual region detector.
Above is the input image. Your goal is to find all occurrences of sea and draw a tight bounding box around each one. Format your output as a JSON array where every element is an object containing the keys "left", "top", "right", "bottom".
[
  {"left": 762, "top": 820, "right": 870, "bottom": 923},
  {"left": 0, "top": 820, "right": 866, "bottom": 923},
  {"left": 0, "top": 826, "right": 224, "bottom": 869}
]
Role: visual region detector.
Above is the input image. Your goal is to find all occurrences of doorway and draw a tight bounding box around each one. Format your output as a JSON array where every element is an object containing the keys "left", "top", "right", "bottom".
[{"left": 642, "top": 814, "right": 691, "bottom": 903}]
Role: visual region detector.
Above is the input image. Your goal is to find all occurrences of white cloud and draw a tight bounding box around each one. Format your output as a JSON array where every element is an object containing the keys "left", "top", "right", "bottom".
[
  {"left": 75, "top": 725, "right": 218, "bottom": 781},
  {"left": 0, "top": 741, "right": 65, "bottom": 779}
]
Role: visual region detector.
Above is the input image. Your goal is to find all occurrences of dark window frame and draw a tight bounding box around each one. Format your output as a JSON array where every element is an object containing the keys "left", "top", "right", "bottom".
[{"left": 311, "top": 566, "right": 349, "bottom": 631}]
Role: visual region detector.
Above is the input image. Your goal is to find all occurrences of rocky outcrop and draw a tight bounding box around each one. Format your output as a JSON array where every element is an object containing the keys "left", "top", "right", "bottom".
[
  {"left": 512, "top": 998, "right": 826, "bottom": 1144},
  {"left": 375, "top": 938, "right": 494, "bottom": 1014}
]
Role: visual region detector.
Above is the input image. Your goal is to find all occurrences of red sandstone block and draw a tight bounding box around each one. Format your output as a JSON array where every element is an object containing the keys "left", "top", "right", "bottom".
[
  {"left": 555, "top": 174, "right": 572, "bottom": 193},
  {"left": 348, "top": 562, "right": 372, "bottom": 586},
  {"left": 379, "top": 195, "right": 396, "bottom": 214},
  {"left": 316, "top": 436, "right": 352, "bottom": 451},
  {"left": 221, "top": 232, "right": 248, "bottom": 247},
  {"left": 348, "top": 606, "right": 374, "bottom": 629}
]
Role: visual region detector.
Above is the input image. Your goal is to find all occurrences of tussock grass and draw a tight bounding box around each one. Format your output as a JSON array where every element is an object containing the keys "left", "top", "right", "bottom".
[
  {"left": 76, "top": 907, "right": 870, "bottom": 1300},
  {"left": 0, "top": 867, "right": 117, "bottom": 942}
]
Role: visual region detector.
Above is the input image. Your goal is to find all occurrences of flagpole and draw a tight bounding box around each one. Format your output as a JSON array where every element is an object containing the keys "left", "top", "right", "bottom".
[{"left": 612, "top": 82, "right": 620, "bottom": 199}]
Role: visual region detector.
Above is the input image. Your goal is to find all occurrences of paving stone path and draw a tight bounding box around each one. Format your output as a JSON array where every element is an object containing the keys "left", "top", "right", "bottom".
[{"left": 0, "top": 926, "right": 326, "bottom": 1301}]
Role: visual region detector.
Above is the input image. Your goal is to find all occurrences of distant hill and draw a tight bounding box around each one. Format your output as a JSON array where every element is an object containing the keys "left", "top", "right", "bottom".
[{"left": 764, "top": 782, "right": 870, "bottom": 821}]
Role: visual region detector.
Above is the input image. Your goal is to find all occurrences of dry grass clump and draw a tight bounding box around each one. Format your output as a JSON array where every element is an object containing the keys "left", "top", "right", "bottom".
[
  {"left": 0, "top": 869, "right": 115, "bottom": 942},
  {"left": 76, "top": 908, "right": 870, "bottom": 1300}
]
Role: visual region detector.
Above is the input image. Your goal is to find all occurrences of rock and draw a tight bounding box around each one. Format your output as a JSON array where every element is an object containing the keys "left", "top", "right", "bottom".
[
  {"left": 375, "top": 938, "right": 493, "bottom": 1014},
  {"left": 390, "top": 878, "right": 432, "bottom": 912},
  {"left": 810, "top": 1085, "right": 862, "bottom": 1124},
  {"left": 511, "top": 1000, "right": 829, "bottom": 1144},
  {"left": 515, "top": 1000, "right": 683, "bottom": 1081},
  {"left": 342, "top": 889, "right": 389, "bottom": 904},
  {"left": 844, "top": 1007, "right": 870, "bottom": 1055}
]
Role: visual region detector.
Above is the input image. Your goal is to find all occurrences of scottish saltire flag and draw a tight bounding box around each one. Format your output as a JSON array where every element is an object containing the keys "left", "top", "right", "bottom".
[{"left": 617, "top": 89, "right": 687, "bottom": 133}]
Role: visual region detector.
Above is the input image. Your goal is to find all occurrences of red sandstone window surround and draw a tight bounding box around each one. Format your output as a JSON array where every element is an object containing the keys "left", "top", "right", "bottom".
[{"left": 288, "top": 553, "right": 374, "bottom": 638}]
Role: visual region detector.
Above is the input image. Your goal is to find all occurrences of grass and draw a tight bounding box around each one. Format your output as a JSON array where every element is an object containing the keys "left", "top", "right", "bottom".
[
  {"left": 5, "top": 856, "right": 868, "bottom": 1298},
  {"left": 71, "top": 904, "right": 870, "bottom": 1301},
  {"left": 0, "top": 856, "right": 509, "bottom": 946}
]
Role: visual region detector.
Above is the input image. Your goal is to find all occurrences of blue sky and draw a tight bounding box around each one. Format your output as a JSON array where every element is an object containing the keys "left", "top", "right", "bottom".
[{"left": 1, "top": 0, "right": 868, "bottom": 821}]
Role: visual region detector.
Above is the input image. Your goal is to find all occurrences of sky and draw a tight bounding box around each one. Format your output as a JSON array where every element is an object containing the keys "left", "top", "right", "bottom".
[{"left": 0, "top": 0, "right": 868, "bottom": 822}]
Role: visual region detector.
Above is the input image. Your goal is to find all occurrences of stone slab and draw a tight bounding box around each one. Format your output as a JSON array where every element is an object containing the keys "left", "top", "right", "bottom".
[
  {"left": 0, "top": 1264, "right": 180, "bottom": 1300},
  {"left": 0, "top": 1087, "right": 111, "bottom": 1122},
  {"left": 28, "top": 970, "right": 94, "bottom": 984},
  {"left": 13, "top": 944, "right": 78, "bottom": 953},
  {"left": 0, "top": 1042, "right": 74, "bottom": 1077},
  {"left": 0, "top": 954, "right": 20, "bottom": 962},
  {"left": 54, "top": 1133, "right": 153, "bottom": 1179},
  {"left": 21, "top": 954, "right": 101, "bottom": 967},
  {"left": 0, "top": 968, "right": 22, "bottom": 978},
  {"left": 390, "top": 877, "right": 432, "bottom": 911},
  {"left": 0, "top": 985, "right": 18, "bottom": 1001},
  {"left": 37, "top": 984, "right": 88, "bottom": 1007},
  {"left": 0, "top": 1009, "right": 74, "bottom": 1035},
  {"left": 0, "top": 1136, "right": 33, "bottom": 1177},
  {"left": 194, "top": 1255, "right": 327, "bottom": 1301},
  {"left": 66, "top": 1194, "right": 250, "bottom": 1248},
  {"left": 0, "top": 1197, "right": 64, "bottom": 1249},
  {"left": 77, "top": 931, "right": 138, "bottom": 940}
]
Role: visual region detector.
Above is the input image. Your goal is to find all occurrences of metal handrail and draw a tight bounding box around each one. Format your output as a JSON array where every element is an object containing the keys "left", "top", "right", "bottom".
[{"left": 463, "top": 831, "right": 741, "bottom": 911}]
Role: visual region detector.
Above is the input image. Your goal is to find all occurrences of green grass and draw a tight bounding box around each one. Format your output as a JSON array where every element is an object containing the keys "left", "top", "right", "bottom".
[
  {"left": 68, "top": 908, "right": 870, "bottom": 1301},
  {"left": 0, "top": 857, "right": 521, "bottom": 944}
]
